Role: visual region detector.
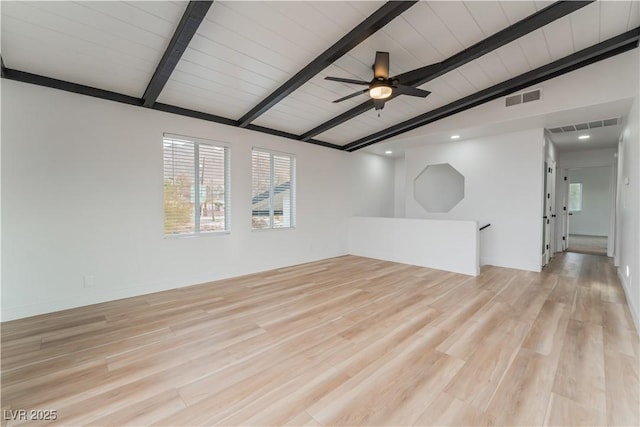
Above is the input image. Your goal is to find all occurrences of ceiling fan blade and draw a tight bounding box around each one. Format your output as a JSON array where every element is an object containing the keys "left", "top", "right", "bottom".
[
  {"left": 394, "top": 85, "right": 431, "bottom": 98},
  {"left": 325, "top": 76, "right": 370, "bottom": 85},
  {"left": 373, "top": 51, "right": 389, "bottom": 79},
  {"left": 333, "top": 88, "right": 369, "bottom": 103}
]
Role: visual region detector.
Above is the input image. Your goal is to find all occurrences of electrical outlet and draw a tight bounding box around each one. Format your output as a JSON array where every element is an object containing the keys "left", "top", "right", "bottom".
[{"left": 83, "top": 275, "right": 95, "bottom": 288}]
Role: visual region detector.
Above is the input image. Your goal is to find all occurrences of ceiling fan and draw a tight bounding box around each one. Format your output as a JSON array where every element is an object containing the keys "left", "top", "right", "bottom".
[{"left": 325, "top": 51, "right": 431, "bottom": 111}]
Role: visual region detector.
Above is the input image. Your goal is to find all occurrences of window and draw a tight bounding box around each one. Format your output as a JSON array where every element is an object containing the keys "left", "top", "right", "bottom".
[
  {"left": 568, "top": 182, "right": 583, "bottom": 211},
  {"left": 251, "top": 148, "right": 296, "bottom": 229},
  {"left": 163, "top": 134, "right": 229, "bottom": 236}
]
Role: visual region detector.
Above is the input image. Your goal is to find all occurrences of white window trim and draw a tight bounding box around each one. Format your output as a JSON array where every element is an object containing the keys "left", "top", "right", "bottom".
[
  {"left": 568, "top": 182, "right": 583, "bottom": 212},
  {"left": 163, "top": 133, "right": 231, "bottom": 238},
  {"left": 251, "top": 147, "right": 296, "bottom": 231}
]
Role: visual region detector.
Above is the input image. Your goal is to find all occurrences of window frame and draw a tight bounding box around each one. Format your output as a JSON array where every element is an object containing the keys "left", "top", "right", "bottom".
[
  {"left": 568, "top": 182, "right": 583, "bottom": 212},
  {"left": 163, "top": 133, "right": 231, "bottom": 238},
  {"left": 251, "top": 147, "right": 296, "bottom": 231}
]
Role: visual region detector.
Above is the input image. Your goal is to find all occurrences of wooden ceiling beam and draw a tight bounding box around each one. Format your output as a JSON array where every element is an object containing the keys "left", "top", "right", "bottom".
[{"left": 142, "top": 1, "right": 214, "bottom": 108}]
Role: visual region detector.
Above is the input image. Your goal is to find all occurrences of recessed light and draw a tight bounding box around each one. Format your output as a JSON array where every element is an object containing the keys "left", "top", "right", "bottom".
[
  {"left": 451, "top": 135, "right": 460, "bottom": 139},
  {"left": 384, "top": 150, "right": 393, "bottom": 155},
  {"left": 578, "top": 135, "right": 590, "bottom": 140}
]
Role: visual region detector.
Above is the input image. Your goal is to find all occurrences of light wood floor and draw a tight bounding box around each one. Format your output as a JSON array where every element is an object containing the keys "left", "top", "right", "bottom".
[{"left": 1, "top": 252, "right": 638, "bottom": 426}]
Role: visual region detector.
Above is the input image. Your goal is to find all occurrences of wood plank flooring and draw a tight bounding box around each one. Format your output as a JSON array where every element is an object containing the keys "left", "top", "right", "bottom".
[{"left": 1, "top": 252, "right": 638, "bottom": 426}]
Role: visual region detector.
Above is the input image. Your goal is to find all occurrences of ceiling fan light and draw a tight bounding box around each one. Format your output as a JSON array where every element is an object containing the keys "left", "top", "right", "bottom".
[{"left": 369, "top": 84, "right": 393, "bottom": 100}]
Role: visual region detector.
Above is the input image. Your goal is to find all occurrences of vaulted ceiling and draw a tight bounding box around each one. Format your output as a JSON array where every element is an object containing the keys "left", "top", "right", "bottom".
[{"left": 2, "top": 1, "right": 639, "bottom": 152}]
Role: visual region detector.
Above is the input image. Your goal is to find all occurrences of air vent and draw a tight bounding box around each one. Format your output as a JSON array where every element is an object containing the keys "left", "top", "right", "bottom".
[
  {"left": 505, "top": 94, "right": 521, "bottom": 106},
  {"left": 522, "top": 90, "right": 541, "bottom": 103},
  {"left": 547, "top": 117, "right": 620, "bottom": 134},
  {"left": 505, "top": 89, "right": 541, "bottom": 107}
]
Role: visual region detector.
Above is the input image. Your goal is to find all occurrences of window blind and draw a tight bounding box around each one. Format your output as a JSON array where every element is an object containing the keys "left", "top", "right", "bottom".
[
  {"left": 163, "top": 134, "right": 229, "bottom": 236},
  {"left": 251, "top": 148, "right": 296, "bottom": 230}
]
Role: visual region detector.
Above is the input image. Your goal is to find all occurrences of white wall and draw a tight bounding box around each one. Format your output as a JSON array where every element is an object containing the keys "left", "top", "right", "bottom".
[
  {"left": 403, "top": 128, "right": 545, "bottom": 272},
  {"left": 349, "top": 217, "right": 479, "bottom": 276},
  {"left": 558, "top": 148, "right": 618, "bottom": 169},
  {"left": 1, "top": 80, "right": 395, "bottom": 321},
  {"left": 616, "top": 95, "right": 640, "bottom": 334},
  {"left": 567, "top": 167, "right": 611, "bottom": 236}
]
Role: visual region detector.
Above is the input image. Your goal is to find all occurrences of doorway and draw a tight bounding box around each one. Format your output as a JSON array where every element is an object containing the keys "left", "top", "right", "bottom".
[{"left": 562, "top": 165, "right": 615, "bottom": 256}]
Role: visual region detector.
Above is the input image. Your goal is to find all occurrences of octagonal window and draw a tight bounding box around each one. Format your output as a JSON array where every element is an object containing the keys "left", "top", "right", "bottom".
[{"left": 414, "top": 163, "right": 464, "bottom": 213}]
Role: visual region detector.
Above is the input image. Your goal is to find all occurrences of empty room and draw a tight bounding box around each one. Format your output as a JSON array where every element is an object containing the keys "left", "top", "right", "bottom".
[{"left": 1, "top": 1, "right": 639, "bottom": 426}]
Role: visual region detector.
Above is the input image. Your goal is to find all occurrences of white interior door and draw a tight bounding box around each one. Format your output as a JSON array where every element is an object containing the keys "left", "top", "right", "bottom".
[
  {"left": 542, "top": 162, "right": 554, "bottom": 266},
  {"left": 548, "top": 160, "right": 556, "bottom": 256},
  {"left": 562, "top": 172, "right": 570, "bottom": 250}
]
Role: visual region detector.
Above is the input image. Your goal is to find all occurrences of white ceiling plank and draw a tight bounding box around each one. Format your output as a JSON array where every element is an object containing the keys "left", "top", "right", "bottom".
[
  {"left": 456, "top": 61, "right": 495, "bottom": 92},
  {"left": 401, "top": 2, "right": 462, "bottom": 60},
  {"left": 542, "top": 15, "right": 575, "bottom": 61},
  {"left": 533, "top": 1, "right": 555, "bottom": 12},
  {"left": 463, "top": 1, "right": 510, "bottom": 37},
  {"left": 13, "top": 1, "right": 167, "bottom": 55},
  {"left": 517, "top": 29, "right": 551, "bottom": 70},
  {"left": 629, "top": 1, "right": 640, "bottom": 30},
  {"left": 219, "top": 1, "right": 337, "bottom": 59},
  {"left": 254, "top": 102, "right": 341, "bottom": 135},
  {"left": 203, "top": 3, "right": 312, "bottom": 71},
  {"left": 496, "top": 41, "right": 532, "bottom": 78},
  {"left": 428, "top": 1, "right": 484, "bottom": 48},
  {"left": 177, "top": 48, "right": 279, "bottom": 95},
  {"left": 196, "top": 18, "right": 301, "bottom": 77},
  {"left": 163, "top": 69, "right": 264, "bottom": 105},
  {"left": 186, "top": 34, "right": 291, "bottom": 88},
  {"left": 421, "top": 76, "right": 462, "bottom": 106},
  {"left": 2, "top": 23, "right": 150, "bottom": 96},
  {"left": 499, "top": 1, "right": 537, "bottom": 25},
  {"left": 600, "top": 1, "right": 632, "bottom": 41},
  {"left": 78, "top": 1, "right": 182, "bottom": 38},
  {"left": 570, "top": 2, "right": 600, "bottom": 51},
  {"left": 159, "top": 85, "right": 251, "bottom": 116},
  {"left": 308, "top": 1, "right": 383, "bottom": 32},
  {"left": 346, "top": 1, "right": 388, "bottom": 18},
  {"left": 474, "top": 52, "right": 513, "bottom": 85},
  {"left": 123, "top": 1, "right": 187, "bottom": 24},
  {"left": 439, "top": 70, "right": 478, "bottom": 99}
]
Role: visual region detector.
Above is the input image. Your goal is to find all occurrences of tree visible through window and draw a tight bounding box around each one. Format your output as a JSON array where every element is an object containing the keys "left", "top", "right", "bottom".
[
  {"left": 568, "top": 182, "right": 583, "bottom": 211},
  {"left": 251, "top": 149, "right": 296, "bottom": 230},
  {"left": 163, "top": 134, "right": 229, "bottom": 236}
]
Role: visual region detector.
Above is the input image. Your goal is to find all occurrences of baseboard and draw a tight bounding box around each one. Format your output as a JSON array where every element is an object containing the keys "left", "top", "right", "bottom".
[{"left": 617, "top": 268, "right": 640, "bottom": 337}]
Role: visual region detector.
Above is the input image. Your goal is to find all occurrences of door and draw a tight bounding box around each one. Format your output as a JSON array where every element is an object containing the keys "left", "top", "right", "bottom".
[
  {"left": 542, "top": 161, "right": 555, "bottom": 266},
  {"left": 561, "top": 172, "right": 570, "bottom": 251}
]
